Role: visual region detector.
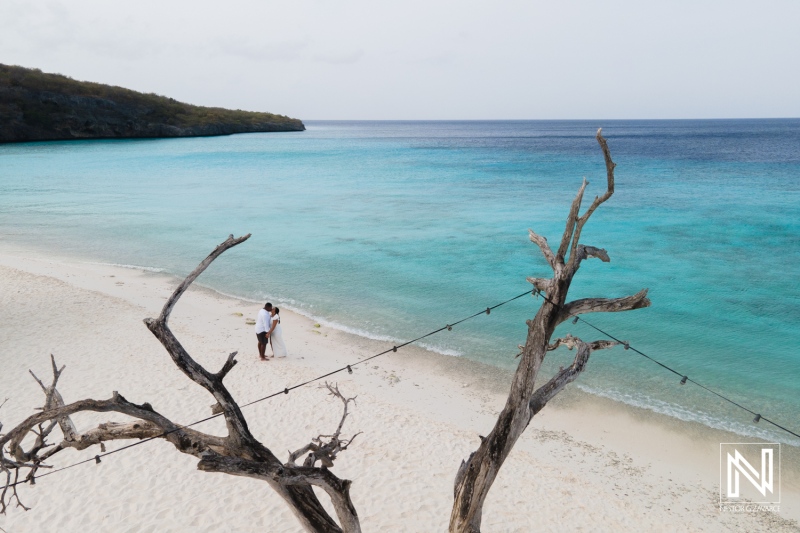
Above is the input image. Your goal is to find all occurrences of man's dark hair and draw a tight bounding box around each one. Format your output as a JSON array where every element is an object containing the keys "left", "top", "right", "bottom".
[{"left": 264, "top": 302, "right": 273, "bottom": 310}]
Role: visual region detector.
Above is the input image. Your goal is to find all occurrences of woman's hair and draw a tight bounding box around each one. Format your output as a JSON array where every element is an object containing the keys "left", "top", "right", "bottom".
[{"left": 273, "top": 307, "right": 280, "bottom": 314}]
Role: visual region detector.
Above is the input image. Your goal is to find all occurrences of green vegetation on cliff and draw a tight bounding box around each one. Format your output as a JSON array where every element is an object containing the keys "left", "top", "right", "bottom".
[{"left": 0, "top": 64, "right": 304, "bottom": 143}]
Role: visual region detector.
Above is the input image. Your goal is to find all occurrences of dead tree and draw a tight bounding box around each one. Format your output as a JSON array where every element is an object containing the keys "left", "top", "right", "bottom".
[
  {"left": 450, "top": 129, "right": 651, "bottom": 532},
  {"left": 0, "top": 235, "right": 362, "bottom": 533}
]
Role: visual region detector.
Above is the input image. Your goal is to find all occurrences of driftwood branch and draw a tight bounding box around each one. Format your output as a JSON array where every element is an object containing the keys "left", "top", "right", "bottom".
[
  {"left": 2, "top": 359, "right": 221, "bottom": 513},
  {"left": 566, "top": 128, "right": 616, "bottom": 269},
  {"left": 30, "top": 355, "right": 78, "bottom": 443},
  {"left": 198, "top": 454, "right": 360, "bottom": 533},
  {"left": 556, "top": 178, "right": 589, "bottom": 261},
  {"left": 216, "top": 351, "right": 239, "bottom": 381},
  {"left": 557, "top": 289, "right": 651, "bottom": 325},
  {"left": 143, "top": 234, "right": 254, "bottom": 449},
  {"left": 573, "top": 244, "right": 610, "bottom": 263},
  {"left": 529, "top": 335, "right": 619, "bottom": 417},
  {"left": 0, "top": 400, "right": 27, "bottom": 514},
  {"left": 1, "top": 236, "right": 363, "bottom": 533},
  {"left": 288, "top": 383, "right": 361, "bottom": 469},
  {"left": 2, "top": 391, "right": 226, "bottom": 464},
  {"left": 526, "top": 277, "right": 553, "bottom": 296},
  {"left": 156, "top": 234, "right": 251, "bottom": 324},
  {"left": 528, "top": 230, "right": 556, "bottom": 271}
]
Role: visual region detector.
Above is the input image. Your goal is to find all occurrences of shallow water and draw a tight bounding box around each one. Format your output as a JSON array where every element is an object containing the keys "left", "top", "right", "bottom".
[{"left": 1, "top": 119, "right": 798, "bottom": 444}]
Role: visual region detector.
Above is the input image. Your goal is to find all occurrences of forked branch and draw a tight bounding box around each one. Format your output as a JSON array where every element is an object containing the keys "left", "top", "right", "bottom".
[
  {"left": 2, "top": 236, "right": 363, "bottom": 532},
  {"left": 556, "top": 178, "right": 589, "bottom": 261},
  {"left": 143, "top": 234, "right": 256, "bottom": 449},
  {"left": 29, "top": 355, "right": 78, "bottom": 443},
  {"left": 288, "top": 383, "right": 361, "bottom": 469},
  {"left": 0, "top": 358, "right": 227, "bottom": 514},
  {"left": 567, "top": 129, "right": 616, "bottom": 268},
  {"left": 528, "top": 335, "right": 620, "bottom": 417}
]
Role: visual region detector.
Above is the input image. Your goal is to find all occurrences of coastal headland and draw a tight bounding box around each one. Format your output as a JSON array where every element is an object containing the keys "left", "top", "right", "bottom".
[
  {"left": 0, "top": 242, "right": 797, "bottom": 532},
  {"left": 0, "top": 64, "right": 304, "bottom": 143}
]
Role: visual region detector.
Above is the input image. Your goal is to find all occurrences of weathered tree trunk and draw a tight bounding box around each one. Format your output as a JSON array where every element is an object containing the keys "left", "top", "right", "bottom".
[{"left": 450, "top": 129, "right": 651, "bottom": 533}]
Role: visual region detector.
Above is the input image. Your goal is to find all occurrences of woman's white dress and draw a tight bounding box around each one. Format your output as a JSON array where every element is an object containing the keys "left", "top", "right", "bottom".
[{"left": 270, "top": 316, "right": 289, "bottom": 357}]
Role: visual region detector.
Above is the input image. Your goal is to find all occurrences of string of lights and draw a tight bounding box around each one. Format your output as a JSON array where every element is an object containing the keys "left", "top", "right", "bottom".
[
  {"left": 6, "top": 289, "right": 533, "bottom": 488},
  {"left": 6, "top": 286, "right": 798, "bottom": 491},
  {"left": 532, "top": 288, "right": 800, "bottom": 440}
]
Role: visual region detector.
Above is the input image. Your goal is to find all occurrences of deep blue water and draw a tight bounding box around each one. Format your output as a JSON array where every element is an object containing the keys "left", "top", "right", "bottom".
[{"left": 1, "top": 119, "right": 798, "bottom": 444}]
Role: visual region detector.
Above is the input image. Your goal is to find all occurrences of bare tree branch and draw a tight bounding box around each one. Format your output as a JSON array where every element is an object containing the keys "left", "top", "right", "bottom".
[
  {"left": 288, "top": 383, "right": 361, "bottom": 469},
  {"left": 157, "top": 234, "right": 251, "bottom": 324},
  {"left": 529, "top": 336, "right": 619, "bottom": 417},
  {"left": 567, "top": 129, "right": 616, "bottom": 268},
  {"left": 1, "top": 237, "right": 363, "bottom": 532},
  {"left": 528, "top": 229, "right": 556, "bottom": 271},
  {"left": 526, "top": 277, "right": 553, "bottom": 296},
  {"left": 197, "top": 454, "right": 360, "bottom": 533},
  {"left": 557, "top": 289, "right": 651, "bottom": 325},
  {"left": 30, "top": 355, "right": 79, "bottom": 443},
  {"left": 1, "top": 355, "right": 232, "bottom": 513},
  {"left": 573, "top": 244, "right": 610, "bottom": 264},
  {"left": 215, "top": 351, "right": 239, "bottom": 381},
  {"left": 556, "top": 178, "right": 588, "bottom": 261},
  {"left": 143, "top": 234, "right": 257, "bottom": 450},
  {"left": 0, "top": 468, "right": 29, "bottom": 514},
  {"left": 2, "top": 393, "right": 225, "bottom": 463}
]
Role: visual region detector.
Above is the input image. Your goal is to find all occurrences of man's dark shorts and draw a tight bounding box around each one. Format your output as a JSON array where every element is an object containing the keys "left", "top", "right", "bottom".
[{"left": 257, "top": 331, "right": 267, "bottom": 344}]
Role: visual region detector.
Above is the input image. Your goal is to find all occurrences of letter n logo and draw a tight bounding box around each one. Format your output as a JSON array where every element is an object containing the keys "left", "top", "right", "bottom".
[
  {"left": 727, "top": 448, "right": 772, "bottom": 497},
  {"left": 720, "top": 443, "right": 780, "bottom": 506}
]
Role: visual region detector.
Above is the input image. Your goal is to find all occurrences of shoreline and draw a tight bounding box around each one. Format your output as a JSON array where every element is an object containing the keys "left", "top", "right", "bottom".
[
  {"left": 1, "top": 243, "right": 798, "bottom": 531},
  {"left": 15, "top": 240, "right": 796, "bottom": 448},
  {"left": 0, "top": 128, "right": 307, "bottom": 146}
]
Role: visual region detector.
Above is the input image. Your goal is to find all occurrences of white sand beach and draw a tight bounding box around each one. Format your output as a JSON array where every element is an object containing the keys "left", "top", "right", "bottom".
[{"left": 1, "top": 244, "right": 798, "bottom": 532}]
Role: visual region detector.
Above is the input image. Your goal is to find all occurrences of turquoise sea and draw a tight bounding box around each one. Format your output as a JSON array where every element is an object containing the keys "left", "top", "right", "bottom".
[{"left": 1, "top": 120, "right": 798, "bottom": 445}]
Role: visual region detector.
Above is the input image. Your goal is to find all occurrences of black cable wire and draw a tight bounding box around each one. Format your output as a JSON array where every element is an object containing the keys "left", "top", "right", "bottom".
[
  {"left": 532, "top": 289, "right": 800, "bottom": 440},
  {"left": 8, "top": 286, "right": 799, "bottom": 489},
  {"left": 6, "top": 289, "right": 533, "bottom": 488}
]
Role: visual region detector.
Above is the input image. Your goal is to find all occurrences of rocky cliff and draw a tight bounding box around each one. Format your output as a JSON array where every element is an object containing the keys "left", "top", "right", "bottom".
[{"left": 0, "top": 64, "right": 304, "bottom": 143}]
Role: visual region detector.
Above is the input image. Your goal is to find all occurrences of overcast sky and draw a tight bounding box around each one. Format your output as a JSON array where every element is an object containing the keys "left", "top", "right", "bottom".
[{"left": 1, "top": 0, "right": 798, "bottom": 120}]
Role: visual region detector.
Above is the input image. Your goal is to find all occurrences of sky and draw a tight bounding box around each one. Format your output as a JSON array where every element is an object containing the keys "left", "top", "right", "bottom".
[{"left": 1, "top": 0, "right": 798, "bottom": 120}]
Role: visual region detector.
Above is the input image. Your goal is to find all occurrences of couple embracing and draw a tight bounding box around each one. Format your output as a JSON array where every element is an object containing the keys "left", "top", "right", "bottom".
[{"left": 255, "top": 302, "right": 288, "bottom": 361}]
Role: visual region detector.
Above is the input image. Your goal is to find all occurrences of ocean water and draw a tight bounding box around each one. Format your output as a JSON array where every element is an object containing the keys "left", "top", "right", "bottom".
[{"left": 1, "top": 120, "right": 798, "bottom": 445}]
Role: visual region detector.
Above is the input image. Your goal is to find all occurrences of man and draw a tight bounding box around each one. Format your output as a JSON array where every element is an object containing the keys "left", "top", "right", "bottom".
[{"left": 255, "top": 302, "right": 273, "bottom": 361}]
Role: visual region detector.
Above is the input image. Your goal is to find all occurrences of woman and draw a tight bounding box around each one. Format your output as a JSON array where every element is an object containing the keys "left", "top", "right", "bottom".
[{"left": 268, "top": 307, "right": 289, "bottom": 358}]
